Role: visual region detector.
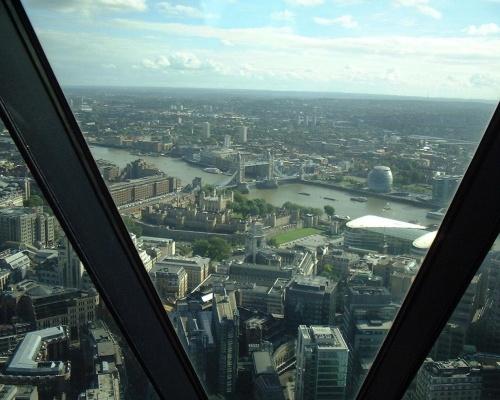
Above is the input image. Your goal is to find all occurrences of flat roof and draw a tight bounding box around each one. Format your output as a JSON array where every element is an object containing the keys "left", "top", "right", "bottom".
[
  {"left": 253, "top": 351, "right": 275, "bottom": 375},
  {"left": 6, "top": 326, "right": 67, "bottom": 375},
  {"left": 412, "top": 231, "right": 438, "bottom": 250},
  {"left": 347, "top": 215, "right": 426, "bottom": 230}
]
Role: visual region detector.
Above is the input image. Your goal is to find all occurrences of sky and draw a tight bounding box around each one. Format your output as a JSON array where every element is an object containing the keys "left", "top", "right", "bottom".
[{"left": 22, "top": 0, "right": 500, "bottom": 99}]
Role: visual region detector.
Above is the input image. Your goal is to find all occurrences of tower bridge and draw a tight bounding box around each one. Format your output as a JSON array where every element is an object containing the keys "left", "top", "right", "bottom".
[{"left": 214, "top": 152, "right": 305, "bottom": 190}]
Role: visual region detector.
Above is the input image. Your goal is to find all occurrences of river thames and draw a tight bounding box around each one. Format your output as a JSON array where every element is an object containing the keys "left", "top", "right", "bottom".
[{"left": 90, "top": 146, "right": 436, "bottom": 225}]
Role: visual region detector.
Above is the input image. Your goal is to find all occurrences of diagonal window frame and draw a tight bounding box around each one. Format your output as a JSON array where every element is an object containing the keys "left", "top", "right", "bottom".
[
  {"left": 0, "top": 1, "right": 207, "bottom": 399},
  {"left": 1, "top": 1, "right": 500, "bottom": 399}
]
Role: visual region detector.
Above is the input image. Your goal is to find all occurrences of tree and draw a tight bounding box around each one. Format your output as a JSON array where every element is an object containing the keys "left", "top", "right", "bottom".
[
  {"left": 23, "top": 194, "right": 44, "bottom": 208},
  {"left": 320, "top": 264, "right": 340, "bottom": 282},
  {"left": 122, "top": 216, "right": 142, "bottom": 236},
  {"left": 267, "top": 237, "right": 278, "bottom": 247},
  {"left": 207, "top": 237, "right": 232, "bottom": 261},
  {"left": 192, "top": 239, "right": 210, "bottom": 257},
  {"left": 324, "top": 205, "right": 335, "bottom": 217}
]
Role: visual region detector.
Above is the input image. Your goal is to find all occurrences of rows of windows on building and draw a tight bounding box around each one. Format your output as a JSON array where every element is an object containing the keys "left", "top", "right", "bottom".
[{"left": 0, "top": 153, "right": 493, "bottom": 400}]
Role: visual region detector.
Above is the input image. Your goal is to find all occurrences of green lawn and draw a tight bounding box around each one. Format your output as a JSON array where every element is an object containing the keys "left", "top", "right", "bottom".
[{"left": 271, "top": 228, "right": 323, "bottom": 245}]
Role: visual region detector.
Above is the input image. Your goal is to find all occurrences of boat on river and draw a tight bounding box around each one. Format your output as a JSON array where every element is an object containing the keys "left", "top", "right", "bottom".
[
  {"left": 203, "top": 167, "right": 221, "bottom": 174},
  {"left": 351, "top": 197, "right": 367, "bottom": 202},
  {"left": 299, "top": 192, "right": 311, "bottom": 196}
]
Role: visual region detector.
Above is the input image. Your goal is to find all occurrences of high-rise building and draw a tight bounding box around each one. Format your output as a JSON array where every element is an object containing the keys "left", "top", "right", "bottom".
[
  {"left": 238, "top": 126, "right": 248, "bottom": 142},
  {"left": 284, "top": 276, "right": 338, "bottom": 334},
  {"left": 212, "top": 289, "right": 239, "bottom": 396},
  {"left": 58, "top": 236, "right": 85, "bottom": 289},
  {"left": 295, "top": 325, "right": 348, "bottom": 400},
  {"left": 432, "top": 175, "right": 461, "bottom": 206},
  {"left": 414, "top": 358, "right": 481, "bottom": 400},
  {"left": 224, "top": 135, "right": 231, "bottom": 148},
  {"left": 0, "top": 207, "right": 54, "bottom": 248},
  {"left": 202, "top": 122, "right": 211, "bottom": 139},
  {"left": 343, "top": 286, "right": 399, "bottom": 397}
]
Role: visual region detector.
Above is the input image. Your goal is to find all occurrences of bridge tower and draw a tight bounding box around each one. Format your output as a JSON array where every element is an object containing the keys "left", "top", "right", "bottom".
[
  {"left": 267, "top": 151, "right": 274, "bottom": 180},
  {"left": 235, "top": 153, "right": 249, "bottom": 193}
]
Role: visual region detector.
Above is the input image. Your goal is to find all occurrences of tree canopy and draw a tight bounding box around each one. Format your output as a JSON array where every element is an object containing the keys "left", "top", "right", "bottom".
[
  {"left": 122, "top": 216, "right": 143, "bottom": 236},
  {"left": 192, "top": 237, "right": 232, "bottom": 261},
  {"left": 324, "top": 205, "right": 335, "bottom": 217},
  {"left": 283, "top": 201, "right": 322, "bottom": 216}
]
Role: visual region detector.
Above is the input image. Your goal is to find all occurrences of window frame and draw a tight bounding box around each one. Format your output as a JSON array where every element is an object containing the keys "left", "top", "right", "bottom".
[{"left": 1, "top": 1, "right": 500, "bottom": 399}]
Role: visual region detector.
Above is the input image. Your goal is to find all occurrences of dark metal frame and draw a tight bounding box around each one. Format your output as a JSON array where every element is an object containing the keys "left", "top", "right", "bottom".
[
  {"left": 1, "top": 0, "right": 500, "bottom": 399},
  {"left": 0, "top": 1, "right": 207, "bottom": 399}
]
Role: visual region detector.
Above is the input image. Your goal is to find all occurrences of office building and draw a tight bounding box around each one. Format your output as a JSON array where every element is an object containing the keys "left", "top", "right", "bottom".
[
  {"left": 175, "top": 310, "right": 217, "bottom": 392},
  {"left": 0, "top": 251, "right": 29, "bottom": 282},
  {"left": 58, "top": 236, "right": 84, "bottom": 289},
  {"left": 0, "top": 326, "right": 70, "bottom": 400},
  {"left": 432, "top": 175, "right": 461, "bottom": 206},
  {"left": 284, "top": 276, "right": 338, "bottom": 334},
  {"left": 202, "top": 122, "right": 210, "bottom": 139},
  {"left": 414, "top": 358, "right": 481, "bottom": 400},
  {"left": 157, "top": 256, "right": 209, "bottom": 292},
  {"left": 1, "top": 282, "right": 99, "bottom": 340},
  {"left": 0, "top": 207, "right": 54, "bottom": 248},
  {"left": 295, "top": 325, "right": 348, "bottom": 400},
  {"left": 81, "top": 320, "right": 125, "bottom": 400},
  {"left": 212, "top": 290, "right": 239, "bottom": 396},
  {"left": 252, "top": 351, "right": 285, "bottom": 400},
  {"left": 224, "top": 135, "right": 231, "bottom": 148},
  {"left": 148, "top": 263, "right": 188, "bottom": 300},
  {"left": 343, "top": 286, "right": 398, "bottom": 397}
]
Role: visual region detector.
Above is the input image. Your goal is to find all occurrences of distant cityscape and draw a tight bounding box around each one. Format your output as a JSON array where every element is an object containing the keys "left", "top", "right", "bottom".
[{"left": 0, "top": 87, "right": 497, "bottom": 400}]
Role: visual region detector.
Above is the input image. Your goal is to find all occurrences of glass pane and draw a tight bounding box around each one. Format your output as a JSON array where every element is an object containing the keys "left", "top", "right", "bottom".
[
  {"left": 403, "top": 236, "right": 500, "bottom": 400},
  {"left": 0, "top": 121, "right": 158, "bottom": 400},
  {"left": 19, "top": 1, "right": 499, "bottom": 399}
]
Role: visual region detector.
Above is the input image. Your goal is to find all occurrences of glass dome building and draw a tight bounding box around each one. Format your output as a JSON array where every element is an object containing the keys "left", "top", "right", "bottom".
[{"left": 367, "top": 166, "right": 393, "bottom": 193}]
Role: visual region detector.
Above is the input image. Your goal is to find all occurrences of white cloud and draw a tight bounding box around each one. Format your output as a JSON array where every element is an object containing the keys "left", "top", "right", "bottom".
[
  {"left": 470, "top": 73, "right": 495, "bottom": 88},
  {"left": 141, "top": 53, "right": 224, "bottom": 72},
  {"left": 270, "top": 10, "right": 296, "bottom": 21},
  {"left": 142, "top": 59, "right": 159, "bottom": 69},
  {"left": 24, "top": 0, "right": 147, "bottom": 15},
  {"left": 394, "top": 0, "right": 442, "bottom": 19},
  {"left": 101, "top": 63, "right": 117, "bottom": 69},
  {"left": 156, "top": 55, "right": 171, "bottom": 67},
  {"left": 156, "top": 2, "right": 217, "bottom": 19},
  {"left": 313, "top": 15, "right": 358, "bottom": 28},
  {"left": 384, "top": 68, "right": 402, "bottom": 83},
  {"left": 220, "top": 39, "right": 234, "bottom": 46},
  {"left": 285, "top": 0, "right": 324, "bottom": 6},
  {"left": 463, "top": 23, "right": 500, "bottom": 36}
]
